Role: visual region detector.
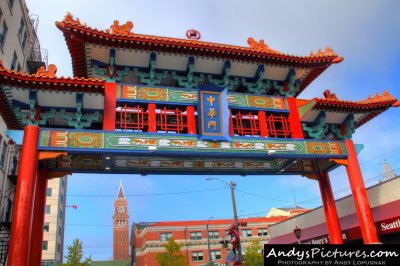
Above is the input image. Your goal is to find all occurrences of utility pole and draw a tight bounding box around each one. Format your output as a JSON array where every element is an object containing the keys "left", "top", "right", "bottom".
[
  {"left": 206, "top": 178, "right": 243, "bottom": 265},
  {"left": 229, "top": 181, "right": 243, "bottom": 264}
]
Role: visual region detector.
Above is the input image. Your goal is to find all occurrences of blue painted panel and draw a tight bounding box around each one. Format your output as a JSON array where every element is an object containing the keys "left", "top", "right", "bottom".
[{"left": 197, "top": 84, "right": 231, "bottom": 142}]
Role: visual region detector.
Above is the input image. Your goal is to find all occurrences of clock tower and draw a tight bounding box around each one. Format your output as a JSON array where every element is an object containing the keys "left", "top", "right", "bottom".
[{"left": 113, "top": 181, "right": 130, "bottom": 260}]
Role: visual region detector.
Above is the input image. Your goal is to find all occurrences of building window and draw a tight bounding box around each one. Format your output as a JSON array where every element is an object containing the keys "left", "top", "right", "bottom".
[
  {"left": 46, "top": 188, "right": 52, "bottom": 197},
  {"left": 41, "top": 260, "right": 55, "bottom": 266},
  {"left": 190, "top": 231, "right": 202, "bottom": 240},
  {"left": 7, "top": 0, "right": 14, "bottom": 10},
  {"left": 18, "top": 18, "right": 25, "bottom": 41},
  {"left": 0, "top": 140, "right": 7, "bottom": 168},
  {"left": 57, "top": 242, "right": 61, "bottom": 253},
  {"left": 208, "top": 231, "right": 219, "bottom": 240},
  {"left": 211, "top": 250, "right": 221, "bottom": 260},
  {"left": 10, "top": 51, "right": 17, "bottom": 70},
  {"left": 224, "top": 230, "right": 232, "bottom": 238},
  {"left": 59, "top": 193, "right": 63, "bottom": 203},
  {"left": 0, "top": 21, "right": 8, "bottom": 49},
  {"left": 42, "top": 241, "right": 48, "bottom": 251},
  {"left": 45, "top": 205, "right": 51, "bottom": 214},
  {"left": 4, "top": 198, "right": 12, "bottom": 222},
  {"left": 258, "top": 228, "right": 268, "bottom": 236},
  {"left": 160, "top": 233, "right": 172, "bottom": 242},
  {"left": 43, "top": 222, "right": 49, "bottom": 232},
  {"left": 192, "top": 251, "right": 204, "bottom": 262},
  {"left": 241, "top": 229, "right": 252, "bottom": 237},
  {"left": 21, "top": 30, "right": 27, "bottom": 50},
  {"left": 58, "top": 225, "right": 62, "bottom": 236},
  {"left": 16, "top": 63, "right": 21, "bottom": 72},
  {"left": 58, "top": 208, "right": 63, "bottom": 219}
]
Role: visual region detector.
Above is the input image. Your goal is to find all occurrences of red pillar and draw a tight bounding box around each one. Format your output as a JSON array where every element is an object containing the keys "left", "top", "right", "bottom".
[
  {"left": 7, "top": 125, "right": 40, "bottom": 266},
  {"left": 345, "top": 139, "right": 379, "bottom": 243},
  {"left": 258, "top": 110, "right": 269, "bottom": 137},
  {"left": 287, "top": 97, "right": 304, "bottom": 138},
  {"left": 318, "top": 172, "right": 343, "bottom": 244},
  {"left": 103, "top": 81, "right": 117, "bottom": 130},
  {"left": 186, "top": 106, "right": 196, "bottom": 134},
  {"left": 28, "top": 162, "right": 49, "bottom": 265},
  {"left": 148, "top": 103, "right": 156, "bottom": 132},
  {"left": 229, "top": 109, "right": 234, "bottom": 136}
]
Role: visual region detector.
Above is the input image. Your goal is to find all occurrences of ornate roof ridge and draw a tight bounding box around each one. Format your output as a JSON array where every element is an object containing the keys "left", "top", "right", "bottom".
[
  {"left": 57, "top": 13, "right": 343, "bottom": 61},
  {"left": 316, "top": 89, "right": 398, "bottom": 106},
  {"left": 0, "top": 60, "right": 105, "bottom": 83}
]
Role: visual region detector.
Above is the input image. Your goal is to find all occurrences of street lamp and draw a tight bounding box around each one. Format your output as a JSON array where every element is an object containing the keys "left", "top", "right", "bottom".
[
  {"left": 293, "top": 226, "right": 301, "bottom": 244},
  {"left": 206, "top": 177, "right": 243, "bottom": 264},
  {"left": 206, "top": 216, "right": 214, "bottom": 266}
]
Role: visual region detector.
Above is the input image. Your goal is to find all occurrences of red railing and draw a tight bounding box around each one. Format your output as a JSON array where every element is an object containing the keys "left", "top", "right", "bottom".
[
  {"left": 157, "top": 106, "right": 185, "bottom": 134},
  {"left": 231, "top": 110, "right": 260, "bottom": 136},
  {"left": 118, "top": 105, "right": 291, "bottom": 138},
  {"left": 267, "top": 113, "right": 291, "bottom": 138},
  {"left": 118, "top": 104, "right": 147, "bottom": 131}
]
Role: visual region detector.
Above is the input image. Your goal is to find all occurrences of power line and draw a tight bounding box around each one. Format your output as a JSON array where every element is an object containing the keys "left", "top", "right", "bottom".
[
  {"left": 237, "top": 168, "right": 400, "bottom": 216},
  {"left": 235, "top": 189, "right": 295, "bottom": 203},
  {"left": 67, "top": 187, "right": 227, "bottom": 197},
  {"left": 256, "top": 146, "right": 400, "bottom": 205}
]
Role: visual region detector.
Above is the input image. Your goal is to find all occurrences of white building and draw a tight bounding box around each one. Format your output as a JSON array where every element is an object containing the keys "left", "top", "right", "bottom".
[
  {"left": 0, "top": 1, "right": 65, "bottom": 265},
  {"left": 0, "top": 0, "right": 47, "bottom": 73},
  {"left": 42, "top": 176, "right": 68, "bottom": 266}
]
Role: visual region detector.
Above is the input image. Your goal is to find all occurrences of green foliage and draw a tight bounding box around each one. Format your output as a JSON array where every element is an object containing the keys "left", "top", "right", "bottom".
[
  {"left": 244, "top": 239, "right": 263, "bottom": 266},
  {"left": 156, "top": 238, "right": 188, "bottom": 266},
  {"left": 59, "top": 238, "right": 92, "bottom": 266}
]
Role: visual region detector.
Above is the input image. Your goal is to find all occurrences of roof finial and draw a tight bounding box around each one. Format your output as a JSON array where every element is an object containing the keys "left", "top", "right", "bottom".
[{"left": 117, "top": 180, "right": 126, "bottom": 199}]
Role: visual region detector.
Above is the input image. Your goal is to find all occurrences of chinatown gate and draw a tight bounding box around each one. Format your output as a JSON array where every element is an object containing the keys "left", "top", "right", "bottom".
[{"left": 0, "top": 13, "right": 398, "bottom": 266}]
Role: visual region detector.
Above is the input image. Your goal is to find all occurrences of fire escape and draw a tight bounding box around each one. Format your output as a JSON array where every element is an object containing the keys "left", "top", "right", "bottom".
[
  {"left": 25, "top": 15, "right": 48, "bottom": 74},
  {"left": 0, "top": 148, "right": 20, "bottom": 265}
]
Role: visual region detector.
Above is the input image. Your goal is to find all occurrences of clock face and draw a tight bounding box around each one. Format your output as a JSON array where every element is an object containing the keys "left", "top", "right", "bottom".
[{"left": 118, "top": 206, "right": 125, "bottom": 213}]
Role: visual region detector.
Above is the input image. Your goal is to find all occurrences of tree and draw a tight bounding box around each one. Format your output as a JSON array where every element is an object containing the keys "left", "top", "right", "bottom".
[
  {"left": 156, "top": 238, "right": 188, "bottom": 266},
  {"left": 243, "top": 239, "right": 263, "bottom": 266},
  {"left": 59, "top": 238, "right": 92, "bottom": 266}
]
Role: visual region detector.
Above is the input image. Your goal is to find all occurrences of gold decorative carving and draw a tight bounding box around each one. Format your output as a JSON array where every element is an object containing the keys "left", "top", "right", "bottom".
[
  {"left": 309, "top": 47, "right": 338, "bottom": 57},
  {"left": 208, "top": 108, "right": 216, "bottom": 119},
  {"left": 36, "top": 64, "right": 57, "bottom": 78},
  {"left": 108, "top": 20, "right": 134, "bottom": 35},
  {"left": 323, "top": 89, "right": 338, "bottom": 100},
  {"left": 208, "top": 121, "right": 217, "bottom": 131},
  {"left": 363, "top": 91, "right": 397, "bottom": 104},
  {"left": 207, "top": 96, "right": 215, "bottom": 106},
  {"left": 247, "top": 37, "right": 278, "bottom": 53},
  {"left": 64, "top": 12, "right": 81, "bottom": 25}
]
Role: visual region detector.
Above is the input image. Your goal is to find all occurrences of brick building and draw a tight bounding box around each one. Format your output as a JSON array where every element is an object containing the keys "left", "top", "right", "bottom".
[{"left": 130, "top": 211, "right": 306, "bottom": 266}]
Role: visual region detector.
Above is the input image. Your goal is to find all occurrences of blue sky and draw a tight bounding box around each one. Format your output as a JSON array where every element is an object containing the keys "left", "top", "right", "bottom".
[{"left": 25, "top": 0, "right": 400, "bottom": 261}]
